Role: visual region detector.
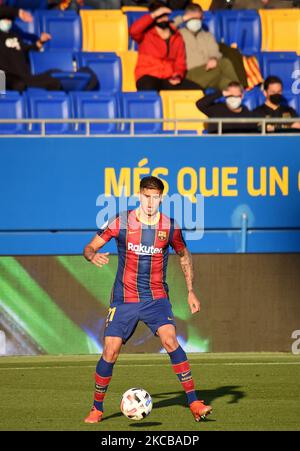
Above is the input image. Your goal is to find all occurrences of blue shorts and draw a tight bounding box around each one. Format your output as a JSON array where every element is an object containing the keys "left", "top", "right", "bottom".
[{"left": 104, "top": 298, "right": 176, "bottom": 344}]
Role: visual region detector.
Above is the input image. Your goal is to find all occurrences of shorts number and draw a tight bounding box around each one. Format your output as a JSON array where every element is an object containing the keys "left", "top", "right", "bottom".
[{"left": 106, "top": 307, "right": 116, "bottom": 326}]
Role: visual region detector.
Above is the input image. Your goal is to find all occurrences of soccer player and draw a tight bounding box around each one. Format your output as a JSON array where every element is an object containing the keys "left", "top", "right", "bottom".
[{"left": 83, "top": 176, "right": 212, "bottom": 423}]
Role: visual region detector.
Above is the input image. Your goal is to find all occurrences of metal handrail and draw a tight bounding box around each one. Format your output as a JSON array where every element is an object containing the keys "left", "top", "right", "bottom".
[{"left": 0, "top": 117, "right": 300, "bottom": 137}]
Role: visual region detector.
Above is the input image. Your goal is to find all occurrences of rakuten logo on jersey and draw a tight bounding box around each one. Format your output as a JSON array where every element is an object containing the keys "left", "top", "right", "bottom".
[{"left": 128, "top": 242, "right": 163, "bottom": 255}]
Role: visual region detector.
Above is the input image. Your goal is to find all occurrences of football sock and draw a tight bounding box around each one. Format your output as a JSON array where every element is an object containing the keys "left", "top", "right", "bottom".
[
  {"left": 93, "top": 357, "right": 115, "bottom": 412},
  {"left": 168, "top": 345, "right": 198, "bottom": 405}
]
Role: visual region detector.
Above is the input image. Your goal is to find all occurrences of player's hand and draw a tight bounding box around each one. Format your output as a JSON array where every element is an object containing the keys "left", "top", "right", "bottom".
[
  {"left": 267, "top": 124, "right": 275, "bottom": 132},
  {"left": 151, "top": 7, "right": 171, "bottom": 19},
  {"left": 168, "top": 77, "right": 181, "bottom": 86},
  {"left": 291, "top": 121, "right": 300, "bottom": 129},
  {"left": 188, "top": 291, "right": 201, "bottom": 314},
  {"left": 40, "top": 32, "right": 52, "bottom": 43},
  {"left": 90, "top": 252, "right": 110, "bottom": 268},
  {"left": 222, "top": 89, "right": 231, "bottom": 97},
  {"left": 18, "top": 9, "right": 33, "bottom": 23},
  {"left": 183, "top": 11, "right": 200, "bottom": 22},
  {"left": 206, "top": 58, "right": 218, "bottom": 71}
]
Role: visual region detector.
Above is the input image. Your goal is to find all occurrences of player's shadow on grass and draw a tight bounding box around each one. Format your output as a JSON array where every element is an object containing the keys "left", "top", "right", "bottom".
[
  {"left": 144, "top": 385, "right": 244, "bottom": 424},
  {"left": 102, "top": 385, "right": 244, "bottom": 423},
  {"left": 152, "top": 385, "right": 245, "bottom": 409}
]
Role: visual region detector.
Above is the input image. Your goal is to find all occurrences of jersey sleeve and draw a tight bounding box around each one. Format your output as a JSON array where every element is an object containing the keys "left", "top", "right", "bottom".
[
  {"left": 97, "top": 215, "right": 120, "bottom": 243},
  {"left": 170, "top": 223, "right": 186, "bottom": 254}
]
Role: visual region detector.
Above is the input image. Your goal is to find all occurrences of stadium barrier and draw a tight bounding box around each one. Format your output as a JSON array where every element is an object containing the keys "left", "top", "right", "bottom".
[
  {"left": 0, "top": 131, "right": 299, "bottom": 254},
  {"left": 0, "top": 117, "right": 300, "bottom": 136}
]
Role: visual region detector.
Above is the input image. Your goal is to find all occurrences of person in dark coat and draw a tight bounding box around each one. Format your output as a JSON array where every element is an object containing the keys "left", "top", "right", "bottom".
[{"left": 0, "top": 5, "right": 61, "bottom": 91}]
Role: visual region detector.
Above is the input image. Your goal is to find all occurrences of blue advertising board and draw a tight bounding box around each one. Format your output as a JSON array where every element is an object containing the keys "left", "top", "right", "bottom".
[{"left": 0, "top": 136, "right": 299, "bottom": 254}]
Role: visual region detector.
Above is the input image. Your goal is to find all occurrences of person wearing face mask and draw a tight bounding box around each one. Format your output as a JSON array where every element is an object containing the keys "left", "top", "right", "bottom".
[
  {"left": 0, "top": 7, "right": 62, "bottom": 92},
  {"left": 253, "top": 76, "right": 300, "bottom": 133},
  {"left": 196, "top": 81, "right": 258, "bottom": 134},
  {"left": 173, "top": 3, "right": 240, "bottom": 91},
  {"left": 129, "top": 1, "right": 202, "bottom": 91}
]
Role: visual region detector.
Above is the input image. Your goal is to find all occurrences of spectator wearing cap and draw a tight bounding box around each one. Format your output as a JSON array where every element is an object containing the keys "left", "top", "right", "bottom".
[{"left": 130, "top": 1, "right": 202, "bottom": 91}]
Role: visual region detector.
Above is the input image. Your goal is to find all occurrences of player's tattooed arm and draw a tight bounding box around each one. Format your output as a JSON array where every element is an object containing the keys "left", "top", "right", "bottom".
[
  {"left": 178, "top": 248, "right": 201, "bottom": 314},
  {"left": 83, "top": 235, "right": 110, "bottom": 268}
]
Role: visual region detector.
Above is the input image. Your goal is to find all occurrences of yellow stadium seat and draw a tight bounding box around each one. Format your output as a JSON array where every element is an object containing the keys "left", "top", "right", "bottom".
[
  {"left": 259, "top": 9, "right": 300, "bottom": 52},
  {"left": 80, "top": 10, "right": 128, "bottom": 52},
  {"left": 192, "top": 0, "right": 212, "bottom": 10},
  {"left": 160, "top": 90, "right": 206, "bottom": 135},
  {"left": 121, "top": 6, "right": 149, "bottom": 12},
  {"left": 117, "top": 51, "right": 138, "bottom": 92}
]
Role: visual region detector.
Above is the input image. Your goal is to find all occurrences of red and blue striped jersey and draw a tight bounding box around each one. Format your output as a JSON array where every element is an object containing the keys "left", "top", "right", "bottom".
[{"left": 97, "top": 209, "right": 186, "bottom": 303}]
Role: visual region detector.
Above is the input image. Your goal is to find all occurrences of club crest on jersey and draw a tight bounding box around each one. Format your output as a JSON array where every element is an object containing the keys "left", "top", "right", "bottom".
[{"left": 158, "top": 230, "right": 167, "bottom": 241}]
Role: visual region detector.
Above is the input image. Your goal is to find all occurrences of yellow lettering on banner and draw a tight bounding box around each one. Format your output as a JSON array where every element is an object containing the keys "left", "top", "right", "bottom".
[
  {"left": 152, "top": 167, "right": 169, "bottom": 195},
  {"left": 105, "top": 168, "right": 130, "bottom": 196},
  {"left": 177, "top": 167, "right": 197, "bottom": 202},
  {"left": 269, "top": 167, "right": 289, "bottom": 196},
  {"left": 199, "top": 167, "right": 219, "bottom": 196},
  {"left": 247, "top": 167, "right": 267, "bottom": 196},
  {"left": 222, "top": 167, "right": 238, "bottom": 196},
  {"left": 133, "top": 158, "right": 150, "bottom": 195}
]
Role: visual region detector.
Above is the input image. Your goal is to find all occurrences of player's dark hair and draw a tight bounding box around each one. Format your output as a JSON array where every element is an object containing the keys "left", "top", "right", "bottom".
[
  {"left": 264, "top": 75, "right": 283, "bottom": 91},
  {"left": 140, "top": 176, "right": 164, "bottom": 193}
]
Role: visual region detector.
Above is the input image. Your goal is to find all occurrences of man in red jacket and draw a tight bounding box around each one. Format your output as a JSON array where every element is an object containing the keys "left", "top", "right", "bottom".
[{"left": 130, "top": 1, "right": 202, "bottom": 91}]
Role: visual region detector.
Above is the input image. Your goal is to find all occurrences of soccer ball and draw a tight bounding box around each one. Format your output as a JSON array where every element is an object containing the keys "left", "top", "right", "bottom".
[{"left": 120, "top": 388, "right": 152, "bottom": 420}]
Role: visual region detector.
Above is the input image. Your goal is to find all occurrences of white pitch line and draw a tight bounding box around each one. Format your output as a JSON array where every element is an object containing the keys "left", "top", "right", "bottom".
[{"left": 0, "top": 362, "right": 300, "bottom": 371}]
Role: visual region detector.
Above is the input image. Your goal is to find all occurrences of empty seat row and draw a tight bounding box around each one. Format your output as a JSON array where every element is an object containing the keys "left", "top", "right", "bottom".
[
  {"left": 27, "top": 50, "right": 300, "bottom": 95},
  {"left": 28, "top": 50, "right": 137, "bottom": 92},
  {"left": 0, "top": 90, "right": 207, "bottom": 135},
  {"left": 1, "top": 89, "right": 299, "bottom": 136},
  {"left": 12, "top": 9, "right": 300, "bottom": 54}
]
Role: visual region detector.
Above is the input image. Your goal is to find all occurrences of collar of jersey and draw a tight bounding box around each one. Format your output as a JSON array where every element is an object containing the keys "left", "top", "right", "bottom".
[{"left": 135, "top": 209, "right": 160, "bottom": 226}]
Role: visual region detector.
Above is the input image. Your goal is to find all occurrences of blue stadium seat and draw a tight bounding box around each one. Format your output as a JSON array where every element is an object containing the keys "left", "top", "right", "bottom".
[
  {"left": 119, "top": 91, "right": 163, "bottom": 134},
  {"left": 125, "top": 11, "right": 148, "bottom": 50},
  {"left": 37, "top": 11, "right": 82, "bottom": 52},
  {"left": 216, "top": 10, "right": 261, "bottom": 55},
  {"left": 242, "top": 87, "right": 262, "bottom": 111},
  {"left": 29, "top": 51, "right": 74, "bottom": 75},
  {"left": 259, "top": 52, "right": 300, "bottom": 95},
  {"left": 25, "top": 91, "right": 72, "bottom": 135},
  {"left": 70, "top": 92, "right": 119, "bottom": 134},
  {"left": 5, "top": 0, "right": 47, "bottom": 9},
  {"left": 0, "top": 92, "right": 26, "bottom": 135},
  {"left": 74, "top": 52, "right": 122, "bottom": 93},
  {"left": 202, "top": 11, "right": 221, "bottom": 40}
]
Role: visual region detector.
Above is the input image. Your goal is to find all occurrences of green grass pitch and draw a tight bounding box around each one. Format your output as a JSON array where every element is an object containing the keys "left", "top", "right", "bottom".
[{"left": 0, "top": 353, "right": 300, "bottom": 431}]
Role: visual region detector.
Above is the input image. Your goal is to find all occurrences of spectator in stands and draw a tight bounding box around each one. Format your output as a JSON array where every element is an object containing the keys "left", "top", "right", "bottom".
[
  {"left": 0, "top": 5, "right": 32, "bottom": 23},
  {"left": 196, "top": 81, "right": 258, "bottom": 134},
  {"left": 0, "top": 5, "right": 61, "bottom": 91},
  {"left": 130, "top": 1, "right": 202, "bottom": 91},
  {"left": 253, "top": 76, "right": 300, "bottom": 132},
  {"left": 173, "top": 3, "right": 240, "bottom": 91}
]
